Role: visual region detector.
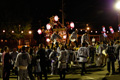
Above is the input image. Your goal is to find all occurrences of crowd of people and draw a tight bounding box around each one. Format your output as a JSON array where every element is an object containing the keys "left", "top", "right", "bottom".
[{"left": 0, "top": 32, "right": 120, "bottom": 80}]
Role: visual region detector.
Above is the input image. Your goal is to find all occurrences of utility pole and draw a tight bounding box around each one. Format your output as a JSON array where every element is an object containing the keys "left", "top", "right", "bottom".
[{"left": 62, "top": 0, "right": 64, "bottom": 27}]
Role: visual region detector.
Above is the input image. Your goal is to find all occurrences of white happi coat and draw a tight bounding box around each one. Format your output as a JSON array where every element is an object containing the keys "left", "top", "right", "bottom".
[{"left": 77, "top": 47, "right": 89, "bottom": 62}]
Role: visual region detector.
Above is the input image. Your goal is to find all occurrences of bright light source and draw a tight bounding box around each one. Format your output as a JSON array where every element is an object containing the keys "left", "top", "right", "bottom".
[
  {"left": 63, "top": 35, "right": 67, "bottom": 39},
  {"left": 12, "top": 30, "right": 14, "bottom": 33},
  {"left": 87, "top": 27, "right": 90, "bottom": 30},
  {"left": 95, "top": 31, "right": 98, "bottom": 33},
  {"left": 115, "top": 1, "right": 120, "bottom": 10},
  {"left": 21, "top": 31, "right": 24, "bottom": 33},
  {"left": 91, "top": 31, "right": 93, "bottom": 33},
  {"left": 37, "top": 29, "right": 42, "bottom": 34},
  {"left": 29, "top": 31, "right": 32, "bottom": 34},
  {"left": 70, "top": 22, "right": 75, "bottom": 28},
  {"left": 54, "top": 15, "right": 59, "bottom": 21},
  {"left": 46, "top": 38, "right": 50, "bottom": 43},
  {"left": 3, "top": 30, "right": 5, "bottom": 33},
  {"left": 80, "top": 29, "right": 82, "bottom": 31},
  {"left": 46, "top": 24, "right": 51, "bottom": 30}
]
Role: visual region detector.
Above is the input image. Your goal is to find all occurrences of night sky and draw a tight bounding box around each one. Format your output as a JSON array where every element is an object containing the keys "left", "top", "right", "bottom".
[{"left": 0, "top": 0, "right": 118, "bottom": 31}]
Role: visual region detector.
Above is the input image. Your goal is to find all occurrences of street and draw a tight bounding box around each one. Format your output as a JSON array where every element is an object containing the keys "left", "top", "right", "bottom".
[{"left": 0, "top": 61, "right": 120, "bottom": 80}]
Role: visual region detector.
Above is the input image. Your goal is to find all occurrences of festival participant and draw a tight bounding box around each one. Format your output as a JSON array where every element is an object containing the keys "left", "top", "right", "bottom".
[
  {"left": 68, "top": 29, "right": 78, "bottom": 47},
  {"left": 77, "top": 43, "right": 89, "bottom": 75},
  {"left": 81, "top": 32, "right": 89, "bottom": 45},
  {"left": 95, "top": 42, "right": 104, "bottom": 66},
  {"left": 11, "top": 48, "right": 18, "bottom": 75},
  {"left": 106, "top": 41, "right": 116, "bottom": 75},
  {"left": 115, "top": 41, "right": 120, "bottom": 73},
  {"left": 51, "top": 31, "right": 62, "bottom": 48},
  {"left": 49, "top": 47, "right": 59, "bottom": 75},
  {"left": 14, "top": 46, "right": 31, "bottom": 80},
  {"left": 58, "top": 45, "right": 67, "bottom": 80}
]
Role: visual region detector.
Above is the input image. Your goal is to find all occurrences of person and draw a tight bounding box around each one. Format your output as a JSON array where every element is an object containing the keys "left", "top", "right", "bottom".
[
  {"left": 3, "top": 46, "right": 11, "bottom": 80},
  {"left": 95, "top": 42, "right": 103, "bottom": 66},
  {"left": 46, "top": 46, "right": 52, "bottom": 73},
  {"left": 49, "top": 47, "right": 59, "bottom": 75},
  {"left": 81, "top": 32, "right": 89, "bottom": 45},
  {"left": 14, "top": 46, "right": 31, "bottom": 80},
  {"left": 115, "top": 41, "right": 120, "bottom": 73},
  {"left": 58, "top": 45, "right": 67, "bottom": 80},
  {"left": 106, "top": 41, "right": 116, "bottom": 75},
  {"left": 51, "top": 31, "right": 62, "bottom": 47},
  {"left": 77, "top": 43, "right": 89, "bottom": 75},
  {"left": 68, "top": 29, "right": 78, "bottom": 47},
  {"left": 36, "top": 44, "right": 47, "bottom": 80},
  {"left": 28, "top": 48, "right": 35, "bottom": 80},
  {"left": 88, "top": 43, "right": 95, "bottom": 63},
  {"left": 10, "top": 48, "right": 18, "bottom": 75}
]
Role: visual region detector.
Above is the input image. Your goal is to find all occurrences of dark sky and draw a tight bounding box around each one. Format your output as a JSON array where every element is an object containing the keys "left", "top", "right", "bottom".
[{"left": 0, "top": 0, "right": 118, "bottom": 31}]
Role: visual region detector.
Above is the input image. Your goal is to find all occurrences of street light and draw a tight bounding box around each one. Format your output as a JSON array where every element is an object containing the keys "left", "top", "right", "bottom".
[
  {"left": 3, "top": 30, "right": 5, "bottom": 33},
  {"left": 115, "top": 1, "right": 120, "bottom": 25},
  {"left": 28, "top": 31, "right": 32, "bottom": 34},
  {"left": 12, "top": 30, "right": 14, "bottom": 33},
  {"left": 21, "top": 31, "right": 24, "bottom": 34},
  {"left": 115, "top": 1, "right": 120, "bottom": 10},
  {"left": 86, "top": 27, "right": 90, "bottom": 31}
]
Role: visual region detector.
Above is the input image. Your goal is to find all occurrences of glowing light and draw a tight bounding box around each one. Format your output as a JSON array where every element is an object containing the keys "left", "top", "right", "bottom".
[
  {"left": 91, "top": 31, "right": 93, "bottom": 33},
  {"left": 46, "top": 38, "right": 50, "bottom": 43},
  {"left": 80, "top": 29, "right": 82, "bottom": 31},
  {"left": 107, "top": 31, "right": 109, "bottom": 33},
  {"left": 115, "top": 1, "right": 120, "bottom": 10},
  {"left": 46, "top": 24, "right": 51, "bottom": 30},
  {"left": 21, "top": 31, "right": 24, "bottom": 33},
  {"left": 63, "top": 35, "right": 67, "bottom": 39},
  {"left": 1, "top": 39, "right": 3, "bottom": 42},
  {"left": 109, "top": 26, "right": 114, "bottom": 34},
  {"left": 87, "top": 27, "right": 90, "bottom": 30},
  {"left": 37, "top": 29, "right": 42, "bottom": 34},
  {"left": 95, "top": 31, "right": 98, "bottom": 33},
  {"left": 54, "top": 15, "right": 59, "bottom": 21},
  {"left": 3, "top": 30, "right": 5, "bottom": 33},
  {"left": 70, "top": 22, "right": 75, "bottom": 28},
  {"left": 29, "top": 31, "right": 32, "bottom": 34},
  {"left": 102, "top": 26, "right": 106, "bottom": 33},
  {"left": 12, "top": 30, "right": 14, "bottom": 33}
]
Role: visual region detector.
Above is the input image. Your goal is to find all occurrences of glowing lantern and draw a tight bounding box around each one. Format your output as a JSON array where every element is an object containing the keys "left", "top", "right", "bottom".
[
  {"left": 102, "top": 26, "right": 106, "bottom": 33},
  {"left": 103, "top": 33, "right": 107, "bottom": 37},
  {"left": 70, "top": 22, "right": 75, "bottom": 28},
  {"left": 46, "top": 38, "right": 50, "bottom": 43},
  {"left": 118, "top": 25, "right": 120, "bottom": 31},
  {"left": 46, "top": 24, "right": 51, "bottom": 30},
  {"left": 37, "top": 29, "right": 42, "bottom": 34},
  {"left": 109, "top": 26, "right": 114, "bottom": 34},
  {"left": 63, "top": 35, "right": 67, "bottom": 39},
  {"left": 54, "top": 15, "right": 59, "bottom": 21}
]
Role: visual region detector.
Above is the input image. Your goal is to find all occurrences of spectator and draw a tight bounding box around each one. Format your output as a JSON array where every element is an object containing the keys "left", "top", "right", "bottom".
[
  {"left": 3, "top": 46, "right": 11, "bottom": 80},
  {"left": 14, "top": 46, "right": 31, "bottom": 80}
]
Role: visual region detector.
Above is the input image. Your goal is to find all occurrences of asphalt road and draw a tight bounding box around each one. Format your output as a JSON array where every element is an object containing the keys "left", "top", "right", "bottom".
[{"left": 0, "top": 61, "right": 120, "bottom": 80}]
